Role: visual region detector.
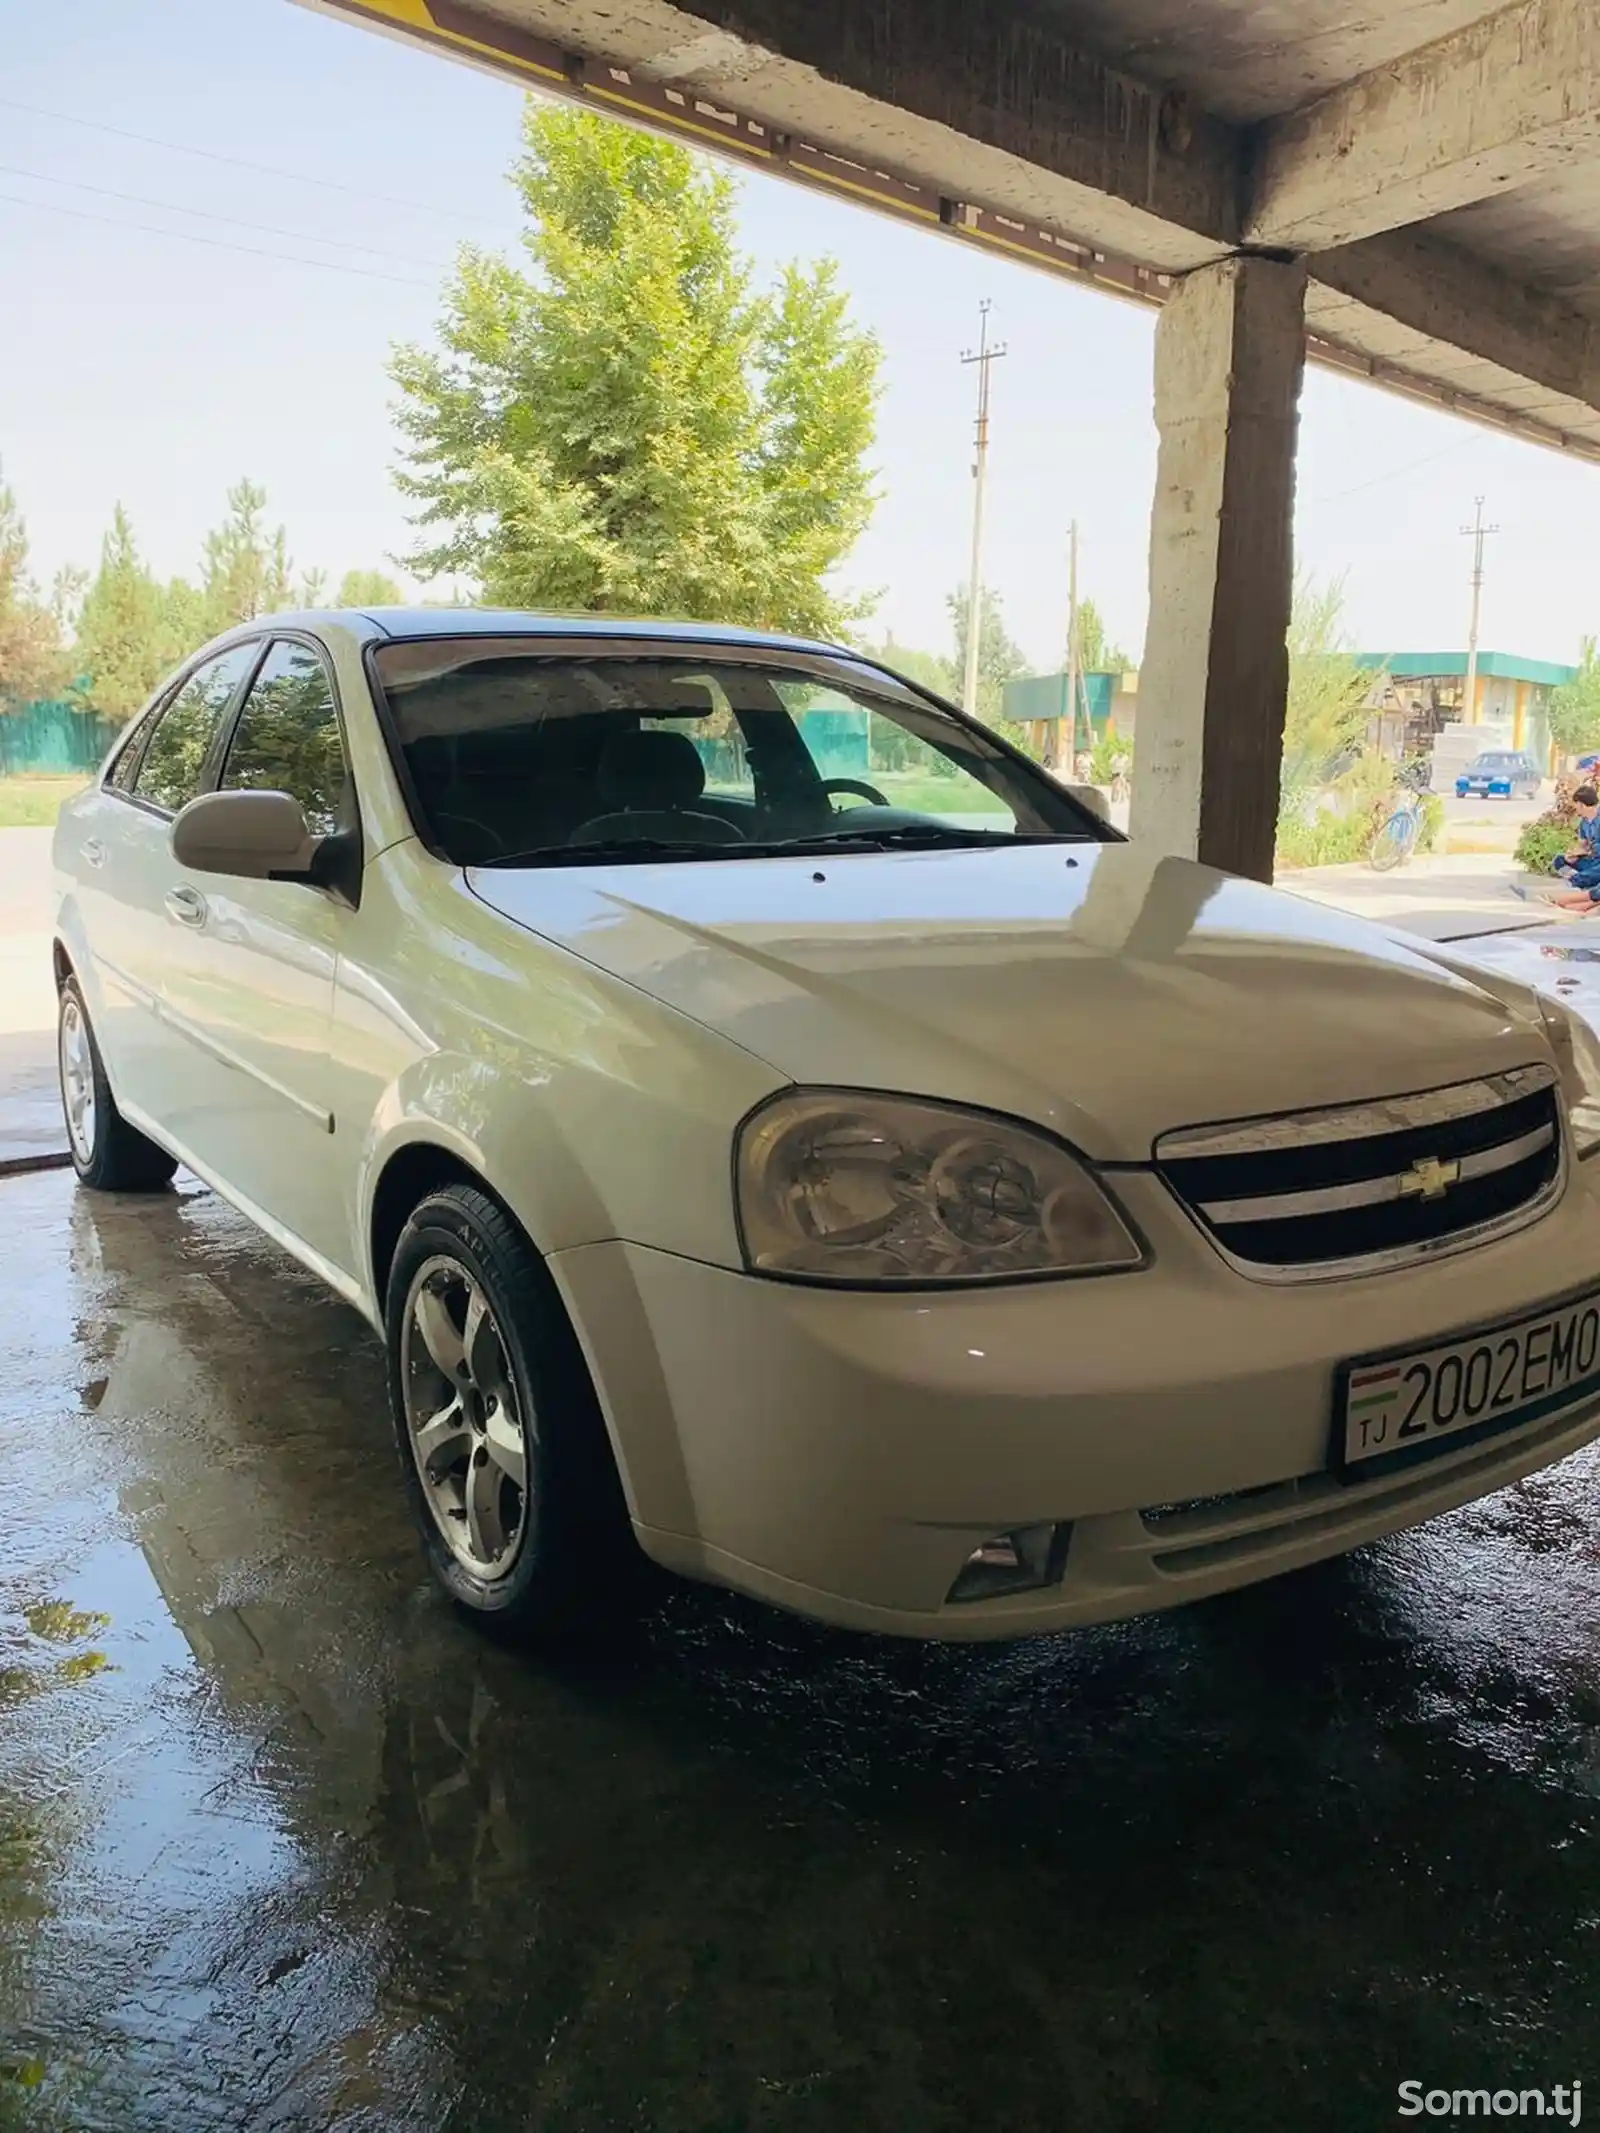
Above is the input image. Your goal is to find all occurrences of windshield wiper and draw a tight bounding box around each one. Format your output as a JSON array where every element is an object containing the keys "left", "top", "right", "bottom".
[
  {"left": 775, "top": 824, "right": 1079, "bottom": 851},
  {"left": 480, "top": 837, "right": 760, "bottom": 867},
  {"left": 479, "top": 825, "right": 1089, "bottom": 868}
]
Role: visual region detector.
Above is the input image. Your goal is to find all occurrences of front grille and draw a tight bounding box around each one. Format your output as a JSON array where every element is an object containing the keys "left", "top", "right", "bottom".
[{"left": 1156, "top": 1064, "right": 1562, "bottom": 1280}]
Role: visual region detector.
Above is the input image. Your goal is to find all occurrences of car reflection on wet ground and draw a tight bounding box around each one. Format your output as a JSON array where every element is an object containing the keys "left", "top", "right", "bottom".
[{"left": 3, "top": 1169, "right": 1600, "bottom": 2132}]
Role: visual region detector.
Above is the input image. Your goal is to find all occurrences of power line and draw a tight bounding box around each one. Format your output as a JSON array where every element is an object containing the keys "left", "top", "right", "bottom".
[
  {"left": 0, "top": 162, "right": 456, "bottom": 270},
  {"left": 0, "top": 189, "right": 437, "bottom": 287},
  {"left": 1311, "top": 440, "right": 1476, "bottom": 503},
  {"left": 0, "top": 94, "right": 506, "bottom": 229}
]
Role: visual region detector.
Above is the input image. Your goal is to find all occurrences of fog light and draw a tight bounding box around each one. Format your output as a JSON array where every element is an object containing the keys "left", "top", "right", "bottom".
[{"left": 946, "top": 1522, "right": 1071, "bottom": 1603}]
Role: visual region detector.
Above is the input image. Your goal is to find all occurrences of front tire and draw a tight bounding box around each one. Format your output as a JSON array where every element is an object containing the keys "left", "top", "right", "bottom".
[
  {"left": 57, "top": 976, "right": 178, "bottom": 1192},
  {"left": 385, "top": 1183, "right": 635, "bottom": 1632},
  {"left": 1368, "top": 810, "right": 1415, "bottom": 872}
]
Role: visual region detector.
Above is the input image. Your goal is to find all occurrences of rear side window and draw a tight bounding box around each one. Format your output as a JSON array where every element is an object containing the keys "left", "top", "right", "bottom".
[
  {"left": 219, "top": 639, "right": 348, "bottom": 836},
  {"left": 105, "top": 697, "right": 167, "bottom": 793},
  {"left": 132, "top": 644, "right": 259, "bottom": 813}
]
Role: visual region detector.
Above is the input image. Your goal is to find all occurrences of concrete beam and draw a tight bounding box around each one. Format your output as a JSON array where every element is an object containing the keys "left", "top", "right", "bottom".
[
  {"left": 1247, "top": 0, "right": 1600, "bottom": 250},
  {"left": 319, "top": 0, "right": 1244, "bottom": 269},
  {"left": 309, "top": 0, "right": 1600, "bottom": 453},
  {"left": 1313, "top": 227, "right": 1600, "bottom": 412},
  {"left": 1132, "top": 255, "right": 1307, "bottom": 883},
  {"left": 645, "top": 0, "right": 1242, "bottom": 246}
]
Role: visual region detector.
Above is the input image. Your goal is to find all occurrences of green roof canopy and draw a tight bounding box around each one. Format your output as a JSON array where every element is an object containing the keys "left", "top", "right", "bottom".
[{"left": 1353, "top": 651, "right": 1578, "bottom": 687}]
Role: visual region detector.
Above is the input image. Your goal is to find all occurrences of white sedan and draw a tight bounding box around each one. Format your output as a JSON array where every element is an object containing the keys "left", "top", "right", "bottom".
[{"left": 50, "top": 610, "right": 1600, "bottom": 1638}]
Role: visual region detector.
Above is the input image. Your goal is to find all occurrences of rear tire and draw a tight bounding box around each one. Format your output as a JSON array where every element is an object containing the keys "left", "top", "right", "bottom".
[
  {"left": 385, "top": 1182, "right": 637, "bottom": 1633},
  {"left": 57, "top": 976, "right": 178, "bottom": 1192}
]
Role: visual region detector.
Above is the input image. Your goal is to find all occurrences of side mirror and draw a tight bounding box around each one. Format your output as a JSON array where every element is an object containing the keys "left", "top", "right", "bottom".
[
  {"left": 1067, "top": 782, "right": 1112, "bottom": 825},
  {"left": 171, "top": 789, "right": 320, "bottom": 880}
]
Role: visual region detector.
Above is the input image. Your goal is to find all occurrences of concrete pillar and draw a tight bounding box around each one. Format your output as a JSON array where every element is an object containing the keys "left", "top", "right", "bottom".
[{"left": 1131, "top": 255, "right": 1308, "bottom": 881}]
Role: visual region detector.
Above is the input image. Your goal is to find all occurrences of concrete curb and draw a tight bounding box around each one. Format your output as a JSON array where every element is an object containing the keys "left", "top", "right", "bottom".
[{"left": 0, "top": 1149, "right": 71, "bottom": 1180}]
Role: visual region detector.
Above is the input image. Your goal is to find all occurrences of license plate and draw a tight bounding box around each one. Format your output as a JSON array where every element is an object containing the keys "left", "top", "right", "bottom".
[{"left": 1338, "top": 1287, "right": 1600, "bottom": 1475}]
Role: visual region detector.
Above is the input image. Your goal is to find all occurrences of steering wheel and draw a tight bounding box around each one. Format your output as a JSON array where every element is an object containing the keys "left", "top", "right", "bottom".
[
  {"left": 820, "top": 777, "right": 890, "bottom": 810},
  {"left": 431, "top": 811, "right": 519, "bottom": 862}
]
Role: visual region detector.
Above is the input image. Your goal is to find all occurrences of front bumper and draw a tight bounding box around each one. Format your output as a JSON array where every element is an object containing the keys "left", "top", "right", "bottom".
[{"left": 552, "top": 1167, "right": 1600, "bottom": 1639}]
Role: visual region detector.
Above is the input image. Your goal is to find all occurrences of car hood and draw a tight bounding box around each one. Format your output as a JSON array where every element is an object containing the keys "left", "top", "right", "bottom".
[
  {"left": 469, "top": 844, "right": 1550, "bottom": 1162},
  {"left": 1448, "top": 923, "right": 1600, "bottom": 1027}
]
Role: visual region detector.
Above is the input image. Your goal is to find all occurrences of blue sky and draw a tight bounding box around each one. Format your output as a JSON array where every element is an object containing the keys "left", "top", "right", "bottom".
[{"left": 4, "top": 0, "right": 1599, "bottom": 672}]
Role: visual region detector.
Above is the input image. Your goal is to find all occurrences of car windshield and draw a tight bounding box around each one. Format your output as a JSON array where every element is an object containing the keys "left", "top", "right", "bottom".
[
  {"left": 1469, "top": 755, "right": 1518, "bottom": 772},
  {"left": 370, "top": 638, "right": 1111, "bottom": 866}
]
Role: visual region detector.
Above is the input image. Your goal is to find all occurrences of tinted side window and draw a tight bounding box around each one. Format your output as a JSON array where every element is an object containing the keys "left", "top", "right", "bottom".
[
  {"left": 132, "top": 645, "right": 259, "bottom": 813},
  {"left": 219, "top": 640, "right": 348, "bottom": 837}
]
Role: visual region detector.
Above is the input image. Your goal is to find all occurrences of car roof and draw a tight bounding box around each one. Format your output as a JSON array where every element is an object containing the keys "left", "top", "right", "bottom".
[{"left": 235, "top": 606, "right": 850, "bottom": 659}]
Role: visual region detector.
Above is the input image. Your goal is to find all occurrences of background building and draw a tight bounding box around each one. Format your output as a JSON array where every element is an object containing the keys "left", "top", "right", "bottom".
[
  {"left": 1354, "top": 651, "right": 1578, "bottom": 772},
  {"left": 1002, "top": 670, "right": 1139, "bottom": 760}
]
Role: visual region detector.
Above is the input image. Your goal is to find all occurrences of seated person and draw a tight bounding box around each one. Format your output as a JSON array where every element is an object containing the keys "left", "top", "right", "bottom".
[
  {"left": 1552, "top": 785, "right": 1600, "bottom": 877},
  {"left": 1549, "top": 790, "right": 1600, "bottom": 912}
]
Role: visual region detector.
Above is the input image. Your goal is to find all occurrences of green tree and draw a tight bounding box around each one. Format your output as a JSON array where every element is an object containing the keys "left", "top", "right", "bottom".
[
  {"left": 72, "top": 506, "right": 186, "bottom": 722},
  {"left": 862, "top": 637, "right": 955, "bottom": 699},
  {"left": 391, "top": 104, "right": 880, "bottom": 634},
  {"left": 162, "top": 577, "right": 209, "bottom": 650},
  {"left": 336, "top": 567, "right": 405, "bottom": 607},
  {"left": 1074, "top": 598, "right": 1131, "bottom": 675},
  {"left": 49, "top": 563, "right": 89, "bottom": 646},
  {"left": 1549, "top": 637, "right": 1600, "bottom": 758},
  {"left": 200, "top": 479, "right": 293, "bottom": 632},
  {"left": 1278, "top": 574, "right": 1375, "bottom": 816},
  {"left": 0, "top": 477, "right": 63, "bottom": 708},
  {"left": 946, "top": 583, "right": 1031, "bottom": 724}
]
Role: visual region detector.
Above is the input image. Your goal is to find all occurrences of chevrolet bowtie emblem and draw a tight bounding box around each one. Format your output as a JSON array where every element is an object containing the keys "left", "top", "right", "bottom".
[{"left": 1399, "top": 1155, "right": 1461, "bottom": 1200}]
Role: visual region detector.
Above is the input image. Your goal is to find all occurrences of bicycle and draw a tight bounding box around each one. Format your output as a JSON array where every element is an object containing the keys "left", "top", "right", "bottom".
[
  {"left": 1368, "top": 763, "right": 1431, "bottom": 872},
  {"left": 1368, "top": 791, "right": 1422, "bottom": 871}
]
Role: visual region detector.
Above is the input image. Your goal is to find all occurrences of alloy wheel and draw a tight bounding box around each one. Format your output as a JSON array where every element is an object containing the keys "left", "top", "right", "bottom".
[
  {"left": 400, "top": 1257, "right": 530, "bottom": 1579},
  {"left": 59, "top": 993, "right": 96, "bottom": 1165}
]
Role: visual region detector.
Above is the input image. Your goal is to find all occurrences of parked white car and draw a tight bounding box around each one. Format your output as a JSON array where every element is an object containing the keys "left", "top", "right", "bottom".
[{"left": 51, "top": 611, "right": 1600, "bottom": 1638}]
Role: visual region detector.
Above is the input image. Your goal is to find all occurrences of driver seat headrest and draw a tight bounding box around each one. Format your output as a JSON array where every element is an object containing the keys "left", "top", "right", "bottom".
[{"left": 597, "top": 728, "right": 707, "bottom": 812}]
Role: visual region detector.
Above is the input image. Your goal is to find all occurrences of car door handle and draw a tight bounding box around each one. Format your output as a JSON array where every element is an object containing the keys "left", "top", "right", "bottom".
[
  {"left": 165, "top": 885, "right": 209, "bottom": 929},
  {"left": 82, "top": 839, "right": 106, "bottom": 869}
]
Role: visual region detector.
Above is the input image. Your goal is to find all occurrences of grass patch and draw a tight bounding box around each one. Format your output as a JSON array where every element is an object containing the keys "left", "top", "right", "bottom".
[
  {"left": 866, "top": 770, "right": 1009, "bottom": 815},
  {"left": 0, "top": 778, "right": 87, "bottom": 830}
]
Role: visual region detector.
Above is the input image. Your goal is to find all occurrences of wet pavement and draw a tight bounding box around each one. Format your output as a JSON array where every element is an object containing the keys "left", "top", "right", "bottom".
[
  {"left": 4, "top": 1168, "right": 1600, "bottom": 2132},
  {"left": 0, "top": 830, "right": 65, "bottom": 1171}
]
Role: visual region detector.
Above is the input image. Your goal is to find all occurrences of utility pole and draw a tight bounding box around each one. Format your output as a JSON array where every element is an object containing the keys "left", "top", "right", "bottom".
[
  {"left": 1460, "top": 496, "right": 1498, "bottom": 725},
  {"left": 960, "top": 301, "right": 1006, "bottom": 720},
  {"left": 1065, "top": 519, "right": 1082, "bottom": 771}
]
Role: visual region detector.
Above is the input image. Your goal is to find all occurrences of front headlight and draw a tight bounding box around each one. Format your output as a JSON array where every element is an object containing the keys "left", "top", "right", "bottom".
[
  {"left": 735, "top": 1089, "right": 1144, "bottom": 1285},
  {"left": 1538, "top": 997, "right": 1600, "bottom": 1157}
]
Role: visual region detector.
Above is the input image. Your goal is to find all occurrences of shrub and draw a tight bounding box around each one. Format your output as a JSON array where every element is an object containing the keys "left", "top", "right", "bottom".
[
  {"left": 1516, "top": 818, "right": 1576, "bottom": 875},
  {"left": 1516, "top": 787, "right": 1579, "bottom": 875},
  {"left": 1275, "top": 753, "right": 1437, "bottom": 872},
  {"left": 1090, "top": 731, "right": 1131, "bottom": 785},
  {"left": 1275, "top": 809, "right": 1373, "bottom": 870}
]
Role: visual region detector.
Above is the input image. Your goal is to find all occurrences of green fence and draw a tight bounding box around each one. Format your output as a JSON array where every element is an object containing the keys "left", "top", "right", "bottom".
[
  {"left": 1002, "top": 671, "right": 1117, "bottom": 734},
  {"left": 795, "top": 706, "right": 870, "bottom": 778},
  {"left": 0, "top": 700, "right": 121, "bottom": 778}
]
